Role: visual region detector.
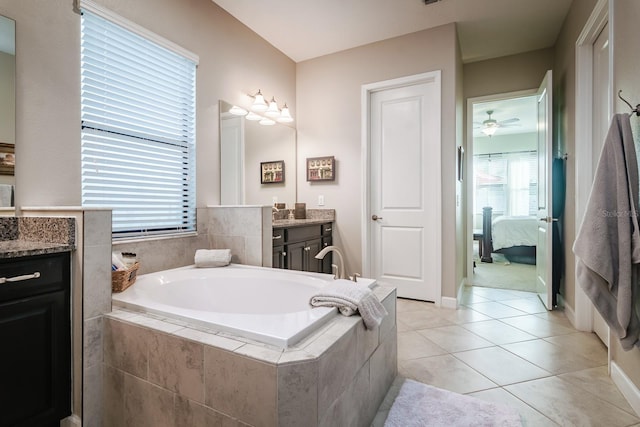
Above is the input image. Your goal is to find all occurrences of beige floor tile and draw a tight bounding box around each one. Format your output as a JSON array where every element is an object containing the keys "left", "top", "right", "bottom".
[
  {"left": 464, "top": 301, "right": 529, "bottom": 318},
  {"left": 396, "top": 309, "right": 456, "bottom": 330},
  {"left": 505, "top": 376, "right": 640, "bottom": 426},
  {"left": 499, "top": 297, "right": 547, "bottom": 314},
  {"left": 533, "top": 310, "right": 574, "bottom": 328},
  {"left": 460, "top": 289, "right": 492, "bottom": 305},
  {"left": 501, "top": 339, "right": 605, "bottom": 374},
  {"left": 399, "top": 354, "right": 496, "bottom": 394},
  {"left": 396, "top": 319, "right": 412, "bottom": 332},
  {"left": 468, "top": 286, "right": 529, "bottom": 301},
  {"left": 397, "top": 331, "right": 448, "bottom": 361},
  {"left": 468, "top": 387, "right": 559, "bottom": 426},
  {"left": 396, "top": 298, "right": 433, "bottom": 312},
  {"left": 499, "top": 314, "right": 575, "bottom": 338},
  {"left": 544, "top": 332, "right": 607, "bottom": 364},
  {"left": 417, "top": 325, "right": 493, "bottom": 353},
  {"left": 461, "top": 319, "right": 537, "bottom": 345},
  {"left": 559, "top": 366, "right": 638, "bottom": 415},
  {"left": 453, "top": 346, "right": 550, "bottom": 386},
  {"left": 433, "top": 306, "right": 493, "bottom": 324}
]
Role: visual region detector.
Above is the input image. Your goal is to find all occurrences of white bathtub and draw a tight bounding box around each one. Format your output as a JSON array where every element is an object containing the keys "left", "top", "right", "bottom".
[{"left": 112, "top": 264, "right": 376, "bottom": 348}]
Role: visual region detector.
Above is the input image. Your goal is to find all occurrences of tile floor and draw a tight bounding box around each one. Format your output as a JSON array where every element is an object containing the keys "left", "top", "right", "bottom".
[{"left": 373, "top": 285, "right": 640, "bottom": 426}]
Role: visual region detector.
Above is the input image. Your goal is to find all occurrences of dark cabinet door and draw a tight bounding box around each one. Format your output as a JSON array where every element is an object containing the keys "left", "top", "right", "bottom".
[
  {"left": 305, "top": 238, "right": 322, "bottom": 273},
  {"left": 287, "top": 241, "right": 306, "bottom": 271},
  {"left": 0, "top": 289, "right": 71, "bottom": 427},
  {"left": 272, "top": 245, "right": 286, "bottom": 269}
]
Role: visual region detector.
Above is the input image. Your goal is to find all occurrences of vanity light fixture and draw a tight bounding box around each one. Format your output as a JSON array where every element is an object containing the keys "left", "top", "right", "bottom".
[
  {"left": 250, "top": 89, "right": 268, "bottom": 112},
  {"left": 265, "top": 97, "right": 281, "bottom": 118},
  {"left": 277, "top": 104, "right": 294, "bottom": 123},
  {"left": 246, "top": 90, "right": 295, "bottom": 124},
  {"left": 229, "top": 105, "right": 248, "bottom": 116},
  {"left": 245, "top": 111, "right": 263, "bottom": 121},
  {"left": 259, "top": 117, "right": 276, "bottom": 126}
]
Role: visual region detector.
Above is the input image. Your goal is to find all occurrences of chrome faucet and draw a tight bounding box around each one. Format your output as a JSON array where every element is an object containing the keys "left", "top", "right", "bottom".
[
  {"left": 315, "top": 245, "right": 346, "bottom": 279},
  {"left": 272, "top": 206, "right": 279, "bottom": 221}
]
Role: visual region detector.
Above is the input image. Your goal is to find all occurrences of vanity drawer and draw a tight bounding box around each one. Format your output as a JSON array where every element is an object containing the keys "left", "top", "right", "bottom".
[
  {"left": 286, "top": 225, "right": 323, "bottom": 244},
  {"left": 272, "top": 229, "right": 285, "bottom": 246},
  {"left": 322, "top": 223, "right": 333, "bottom": 236},
  {"left": 0, "top": 252, "right": 70, "bottom": 303}
]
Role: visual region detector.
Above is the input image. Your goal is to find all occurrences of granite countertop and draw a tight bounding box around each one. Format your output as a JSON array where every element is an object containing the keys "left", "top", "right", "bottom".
[
  {"left": 272, "top": 218, "right": 333, "bottom": 228},
  {"left": 0, "top": 240, "right": 74, "bottom": 259}
]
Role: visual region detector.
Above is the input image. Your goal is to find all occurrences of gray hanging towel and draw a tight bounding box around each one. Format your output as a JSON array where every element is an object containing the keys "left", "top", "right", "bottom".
[{"left": 573, "top": 113, "right": 640, "bottom": 350}]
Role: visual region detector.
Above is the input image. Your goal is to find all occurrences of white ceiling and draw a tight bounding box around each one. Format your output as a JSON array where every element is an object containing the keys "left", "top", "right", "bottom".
[{"left": 211, "top": 0, "right": 573, "bottom": 63}]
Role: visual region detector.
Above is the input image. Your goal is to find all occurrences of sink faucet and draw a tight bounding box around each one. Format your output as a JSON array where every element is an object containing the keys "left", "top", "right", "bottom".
[
  {"left": 315, "top": 245, "right": 346, "bottom": 279},
  {"left": 272, "top": 206, "right": 279, "bottom": 221}
]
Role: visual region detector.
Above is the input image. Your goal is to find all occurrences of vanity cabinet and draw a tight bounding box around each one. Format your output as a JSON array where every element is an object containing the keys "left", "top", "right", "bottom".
[
  {"left": 0, "top": 251, "right": 71, "bottom": 427},
  {"left": 272, "top": 222, "right": 333, "bottom": 274}
]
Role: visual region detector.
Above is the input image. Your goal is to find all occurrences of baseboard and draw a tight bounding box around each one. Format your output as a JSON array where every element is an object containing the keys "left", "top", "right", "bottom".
[
  {"left": 559, "top": 294, "right": 578, "bottom": 328},
  {"left": 611, "top": 361, "right": 640, "bottom": 417},
  {"left": 61, "top": 415, "right": 82, "bottom": 427},
  {"left": 441, "top": 278, "right": 466, "bottom": 310},
  {"left": 441, "top": 296, "right": 458, "bottom": 310}
]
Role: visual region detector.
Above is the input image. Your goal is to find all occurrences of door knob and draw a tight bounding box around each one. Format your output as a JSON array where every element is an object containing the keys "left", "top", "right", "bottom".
[{"left": 372, "top": 215, "right": 383, "bottom": 221}]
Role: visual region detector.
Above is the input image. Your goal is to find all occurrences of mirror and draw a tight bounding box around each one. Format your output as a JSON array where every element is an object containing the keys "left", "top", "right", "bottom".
[
  {"left": 219, "top": 100, "right": 296, "bottom": 206},
  {"left": 0, "top": 14, "right": 15, "bottom": 207}
]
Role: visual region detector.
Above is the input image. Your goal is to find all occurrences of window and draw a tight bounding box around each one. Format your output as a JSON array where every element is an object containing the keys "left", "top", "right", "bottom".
[
  {"left": 80, "top": 8, "right": 197, "bottom": 239},
  {"left": 473, "top": 151, "right": 537, "bottom": 219}
]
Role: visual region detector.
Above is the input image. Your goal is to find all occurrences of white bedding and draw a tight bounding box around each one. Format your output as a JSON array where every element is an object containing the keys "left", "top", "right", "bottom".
[{"left": 491, "top": 216, "right": 537, "bottom": 251}]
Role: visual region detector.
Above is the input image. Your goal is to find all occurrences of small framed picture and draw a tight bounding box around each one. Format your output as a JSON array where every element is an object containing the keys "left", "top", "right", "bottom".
[
  {"left": 0, "top": 143, "right": 15, "bottom": 176},
  {"left": 260, "top": 160, "right": 285, "bottom": 184},
  {"left": 306, "top": 156, "right": 335, "bottom": 181}
]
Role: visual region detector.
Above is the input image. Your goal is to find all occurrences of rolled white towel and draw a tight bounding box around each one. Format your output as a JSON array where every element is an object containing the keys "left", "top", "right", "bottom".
[
  {"left": 310, "top": 279, "right": 388, "bottom": 329},
  {"left": 195, "top": 249, "right": 232, "bottom": 268}
]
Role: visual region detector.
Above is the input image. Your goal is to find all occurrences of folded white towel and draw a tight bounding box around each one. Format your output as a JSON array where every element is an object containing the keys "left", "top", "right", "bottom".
[
  {"left": 310, "top": 279, "right": 388, "bottom": 329},
  {"left": 194, "top": 249, "right": 232, "bottom": 268}
]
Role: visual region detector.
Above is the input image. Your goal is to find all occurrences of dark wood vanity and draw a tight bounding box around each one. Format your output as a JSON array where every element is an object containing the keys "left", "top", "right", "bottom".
[
  {"left": 0, "top": 250, "right": 71, "bottom": 426},
  {"left": 272, "top": 221, "right": 333, "bottom": 274}
]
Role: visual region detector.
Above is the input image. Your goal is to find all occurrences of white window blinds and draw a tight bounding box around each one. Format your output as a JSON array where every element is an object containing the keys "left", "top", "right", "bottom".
[{"left": 80, "top": 10, "right": 196, "bottom": 239}]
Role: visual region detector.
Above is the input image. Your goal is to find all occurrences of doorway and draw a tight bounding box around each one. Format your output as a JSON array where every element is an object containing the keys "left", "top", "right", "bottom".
[{"left": 467, "top": 92, "right": 539, "bottom": 293}]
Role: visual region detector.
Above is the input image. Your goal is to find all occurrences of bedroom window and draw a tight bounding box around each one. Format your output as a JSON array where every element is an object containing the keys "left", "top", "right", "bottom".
[
  {"left": 473, "top": 151, "right": 537, "bottom": 218},
  {"left": 80, "top": 6, "right": 198, "bottom": 240}
]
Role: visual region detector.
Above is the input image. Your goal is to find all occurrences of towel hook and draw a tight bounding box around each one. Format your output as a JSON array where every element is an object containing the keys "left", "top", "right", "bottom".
[{"left": 618, "top": 90, "right": 640, "bottom": 116}]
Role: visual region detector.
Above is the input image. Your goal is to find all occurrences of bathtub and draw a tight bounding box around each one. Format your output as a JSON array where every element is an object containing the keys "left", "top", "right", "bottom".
[{"left": 111, "top": 264, "right": 376, "bottom": 348}]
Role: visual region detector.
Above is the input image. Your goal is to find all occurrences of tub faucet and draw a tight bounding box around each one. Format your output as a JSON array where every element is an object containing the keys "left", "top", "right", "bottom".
[{"left": 315, "top": 245, "right": 346, "bottom": 279}]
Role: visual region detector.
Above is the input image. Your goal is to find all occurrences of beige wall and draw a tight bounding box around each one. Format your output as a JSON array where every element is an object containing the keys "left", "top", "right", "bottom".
[
  {"left": 552, "top": 0, "right": 598, "bottom": 313},
  {"left": 0, "top": 0, "right": 296, "bottom": 209},
  {"left": 611, "top": 0, "right": 640, "bottom": 392},
  {"left": 296, "top": 23, "right": 461, "bottom": 298}
]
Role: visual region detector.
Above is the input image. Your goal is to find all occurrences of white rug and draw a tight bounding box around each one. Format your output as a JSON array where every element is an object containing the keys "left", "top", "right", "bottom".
[{"left": 385, "top": 379, "right": 522, "bottom": 427}]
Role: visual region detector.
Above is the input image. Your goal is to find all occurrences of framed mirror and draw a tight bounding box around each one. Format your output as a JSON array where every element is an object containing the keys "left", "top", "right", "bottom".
[
  {"left": 219, "top": 100, "right": 296, "bottom": 206},
  {"left": 0, "top": 14, "right": 15, "bottom": 207}
]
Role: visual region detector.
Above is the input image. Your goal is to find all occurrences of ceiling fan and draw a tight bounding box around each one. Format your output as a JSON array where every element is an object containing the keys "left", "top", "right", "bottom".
[{"left": 475, "top": 110, "right": 520, "bottom": 137}]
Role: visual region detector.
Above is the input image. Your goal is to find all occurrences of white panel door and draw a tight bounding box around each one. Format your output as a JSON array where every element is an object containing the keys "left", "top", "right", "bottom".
[
  {"left": 370, "top": 76, "right": 441, "bottom": 301},
  {"left": 220, "top": 115, "right": 244, "bottom": 205},
  {"left": 591, "top": 23, "right": 610, "bottom": 345},
  {"left": 536, "top": 70, "right": 553, "bottom": 310}
]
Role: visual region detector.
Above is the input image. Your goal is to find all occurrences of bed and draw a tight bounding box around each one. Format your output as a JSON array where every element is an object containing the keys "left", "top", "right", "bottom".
[{"left": 481, "top": 207, "right": 537, "bottom": 265}]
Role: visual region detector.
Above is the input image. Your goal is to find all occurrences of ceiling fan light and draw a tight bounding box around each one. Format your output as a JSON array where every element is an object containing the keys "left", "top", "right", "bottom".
[{"left": 481, "top": 126, "right": 498, "bottom": 136}]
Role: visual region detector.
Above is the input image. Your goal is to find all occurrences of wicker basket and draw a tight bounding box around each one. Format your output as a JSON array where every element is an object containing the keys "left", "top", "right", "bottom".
[{"left": 112, "top": 262, "right": 140, "bottom": 293}]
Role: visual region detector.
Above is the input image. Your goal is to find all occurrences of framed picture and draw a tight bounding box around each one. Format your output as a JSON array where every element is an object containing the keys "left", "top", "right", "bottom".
[
  {"left": 260, "top": 160, "right": 285, "bottom": 184},
  {"left": 0, "top": 143, "right": 15, "bottom": 176},
  {"left": 306, "top": 156, "right": 335, "bottom": 181},
  {"left": 457, "top": 146, "right": 464, "bottom": 181}
]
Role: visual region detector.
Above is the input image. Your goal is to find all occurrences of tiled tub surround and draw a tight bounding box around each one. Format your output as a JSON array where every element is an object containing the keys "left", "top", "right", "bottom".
[{"left": 103, "top": 285, "right": 397, "bottom": 427}]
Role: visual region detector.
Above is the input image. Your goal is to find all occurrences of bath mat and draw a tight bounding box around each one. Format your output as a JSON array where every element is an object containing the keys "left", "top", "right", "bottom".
[{"left": 384, "top": 379, "right": 522, "bottom": 427}]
